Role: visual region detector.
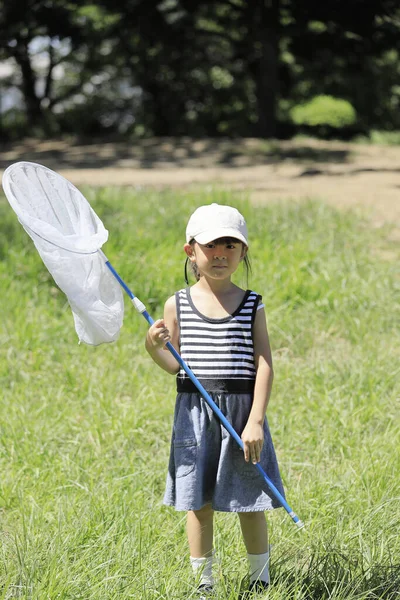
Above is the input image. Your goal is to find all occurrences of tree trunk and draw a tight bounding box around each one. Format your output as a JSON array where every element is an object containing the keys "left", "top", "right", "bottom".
[
  {"left": 247, "top": 0, "right": 280, "bottom": 138},
  {"left": 13, "top": 39, "right": 43, "bottom": 127}
]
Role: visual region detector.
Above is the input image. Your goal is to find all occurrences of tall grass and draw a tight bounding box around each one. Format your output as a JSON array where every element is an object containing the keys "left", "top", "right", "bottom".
[{"left": 0, "top": 187, "right": 399, "bottom": 599}]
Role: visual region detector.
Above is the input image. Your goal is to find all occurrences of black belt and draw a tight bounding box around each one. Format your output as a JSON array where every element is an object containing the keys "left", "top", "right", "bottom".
[{"left": 176, "top": 377, "right": 255, "bottom": 394}]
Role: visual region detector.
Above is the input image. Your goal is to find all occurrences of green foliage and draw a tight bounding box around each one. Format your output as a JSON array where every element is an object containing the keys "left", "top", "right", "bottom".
[
  {"left": 354, "top": 129, "right": 400, "bottom": 145},
  {"left": 0, "top": 187, "right": 399, "bottom": 598},
  {"left": 290, "top": 95, "right": 357, "bottom": 128},
  {"left": 0, "top": 108, "right": 28, "bottom": 141},
  {"left": 1, "top": 1, "right": 400, "bottom": 138}
]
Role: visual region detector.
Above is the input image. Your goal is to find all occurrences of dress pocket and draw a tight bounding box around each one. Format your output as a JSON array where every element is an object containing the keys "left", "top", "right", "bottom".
[
  {"left": 174, "top": 438, "right": 197, "bottom": 478},
  {"left": 232, "top": 443, "right": 260, "bottom": 481}
]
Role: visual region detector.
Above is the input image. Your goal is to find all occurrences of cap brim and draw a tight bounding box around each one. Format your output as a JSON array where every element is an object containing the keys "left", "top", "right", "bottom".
[{"left": 193, "top": 228, "right": 248, "bottom": 246}]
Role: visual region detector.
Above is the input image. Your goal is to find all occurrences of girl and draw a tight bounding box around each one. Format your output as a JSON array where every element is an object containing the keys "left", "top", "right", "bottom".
[{"left": 145, "top": 204, "right": 285, "bottom": 597}]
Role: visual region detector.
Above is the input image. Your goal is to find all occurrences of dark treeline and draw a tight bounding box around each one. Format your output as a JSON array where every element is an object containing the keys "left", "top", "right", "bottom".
[{"left": 0, "top": 0, "right": 399, "bottom": 140}]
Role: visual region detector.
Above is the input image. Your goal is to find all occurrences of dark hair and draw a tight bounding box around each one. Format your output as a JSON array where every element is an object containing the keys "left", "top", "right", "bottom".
[{"left": 184, "top": 238, "right": 252, "bottom": 285}]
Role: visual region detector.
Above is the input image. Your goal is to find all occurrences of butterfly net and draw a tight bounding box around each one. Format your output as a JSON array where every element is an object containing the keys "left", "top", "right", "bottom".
[{"left": 2, "top": 161, "right": 124, "bottom": 345}]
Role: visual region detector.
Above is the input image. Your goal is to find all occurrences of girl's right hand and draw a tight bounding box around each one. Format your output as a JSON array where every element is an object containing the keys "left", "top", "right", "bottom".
[{"left": 147, "top": 319, "right": 171, "bottom": 349}]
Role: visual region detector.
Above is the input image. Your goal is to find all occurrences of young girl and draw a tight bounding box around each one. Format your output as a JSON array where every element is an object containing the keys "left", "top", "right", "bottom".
[{"left": 145, "top": 204, "right": 285, "bottom": 596}]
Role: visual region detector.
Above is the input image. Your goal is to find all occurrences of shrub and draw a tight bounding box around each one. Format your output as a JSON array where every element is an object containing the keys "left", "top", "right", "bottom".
[{"left": 290, "top": 95, "right": 357, "bottom": 129}]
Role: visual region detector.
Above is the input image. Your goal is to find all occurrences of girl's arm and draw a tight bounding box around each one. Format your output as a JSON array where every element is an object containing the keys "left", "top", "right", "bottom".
[
  {"left": 145, "top": 295, "right": 180, "bottom": 375},
  {"left": 241, "top": 305, "right": 274, "bottom": 464}
]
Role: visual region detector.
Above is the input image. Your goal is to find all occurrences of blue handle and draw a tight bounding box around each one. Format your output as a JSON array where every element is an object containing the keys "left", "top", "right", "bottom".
[{"left": 104, "top": 256, "right": 304, "bottom": 529}]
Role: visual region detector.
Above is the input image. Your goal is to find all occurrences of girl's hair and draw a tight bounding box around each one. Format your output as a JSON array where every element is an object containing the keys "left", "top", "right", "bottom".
[{"left": 184, "top": 237, "right": 252, "bottom": 285}]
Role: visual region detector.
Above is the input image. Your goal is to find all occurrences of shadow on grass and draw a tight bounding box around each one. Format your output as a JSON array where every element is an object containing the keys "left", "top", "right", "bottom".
[
  {"left": 0, "top": 137, "right": 353, "bottom": 171},
  {"left": 270, "top": 551, "right": 400, "bottom": 599},
  {"left": 297, "top": 166, "right": 400, "bottom": 178}
]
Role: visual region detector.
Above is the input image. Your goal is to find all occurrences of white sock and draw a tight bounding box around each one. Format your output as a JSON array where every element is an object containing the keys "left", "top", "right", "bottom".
[
  {"left": 247, "top": 550, "right": 270, "bottom": 584},
  {"left": 190, "top": 555, "right": 214, "bottom": 586}
]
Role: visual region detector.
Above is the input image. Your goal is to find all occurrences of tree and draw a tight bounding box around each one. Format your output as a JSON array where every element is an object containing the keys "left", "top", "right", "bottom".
[
  {"left": 286, "top": 0, "right": 400, "bottom": 130},
  {"left": 0, "top": 1, "right": 124, "bottom": 132},
  {"left": 1, "top": 0, "right": 400, "bottom": 138}
]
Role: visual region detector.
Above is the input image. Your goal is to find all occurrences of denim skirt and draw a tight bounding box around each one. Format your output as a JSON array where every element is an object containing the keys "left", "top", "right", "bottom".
[{"left": 163, "top": 393, "right": 285, "bottom": 512}]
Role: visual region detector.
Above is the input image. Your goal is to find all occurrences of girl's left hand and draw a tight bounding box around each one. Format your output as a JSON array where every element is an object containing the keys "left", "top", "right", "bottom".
[{"left": 241, "top": 421, "right": 264, "bottom": 464}]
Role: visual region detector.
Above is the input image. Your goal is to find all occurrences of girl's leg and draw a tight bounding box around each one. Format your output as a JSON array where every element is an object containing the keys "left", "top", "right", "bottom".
[
  {"left": 238, "top": 511, "right": 268, "bottom": 554},
  {"left": 187, "top": 504, "right": 215, "bottom": 589},
  {"left": 187, "top": 503, "right": 214, "bottom": 557},
  {"left": 238, "top": 512, "right": 270, "bottom": 587}
]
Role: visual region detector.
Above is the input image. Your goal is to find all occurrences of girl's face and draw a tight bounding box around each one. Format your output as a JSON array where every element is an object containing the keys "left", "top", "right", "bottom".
[{"left": 184, "top": 237, "right": 247, "bottom": 281}]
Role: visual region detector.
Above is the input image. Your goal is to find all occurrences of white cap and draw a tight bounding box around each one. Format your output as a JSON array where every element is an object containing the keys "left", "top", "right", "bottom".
[{"left": 186, "top": 203, "right": 248, "bottom": 246}]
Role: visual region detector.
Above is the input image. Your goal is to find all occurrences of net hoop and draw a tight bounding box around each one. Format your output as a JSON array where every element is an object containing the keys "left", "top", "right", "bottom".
[{"left": 2, "top": 161, "right": 108, "bottom": 254}]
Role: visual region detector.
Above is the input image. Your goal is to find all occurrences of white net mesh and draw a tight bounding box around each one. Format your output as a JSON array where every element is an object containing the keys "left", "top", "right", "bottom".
[{"left": 2, "top": 162, "right": 124, "bottom": 345}]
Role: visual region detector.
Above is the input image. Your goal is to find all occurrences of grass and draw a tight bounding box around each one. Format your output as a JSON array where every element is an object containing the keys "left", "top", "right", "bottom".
[{"left": 0, "top": 186, "right": 399, "bottom": 599}]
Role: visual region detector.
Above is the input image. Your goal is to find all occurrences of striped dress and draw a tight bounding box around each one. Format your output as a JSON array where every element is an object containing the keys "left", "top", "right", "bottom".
[
  {"left": 176, "top": 287, "right": 261, "bottom": 393},
  {"left": 164, "top": 287, "right": 286, "bottom": 512}
]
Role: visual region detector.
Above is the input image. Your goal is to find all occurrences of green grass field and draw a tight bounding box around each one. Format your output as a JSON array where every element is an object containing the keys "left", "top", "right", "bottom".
[{"left": 0, "top": 187, "right": 399, "bottom": 599}]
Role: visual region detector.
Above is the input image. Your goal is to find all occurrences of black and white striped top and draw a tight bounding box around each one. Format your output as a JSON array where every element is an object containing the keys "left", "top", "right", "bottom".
[{"left": 176, "top": 288, "right": 261, "bottom": 393}]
